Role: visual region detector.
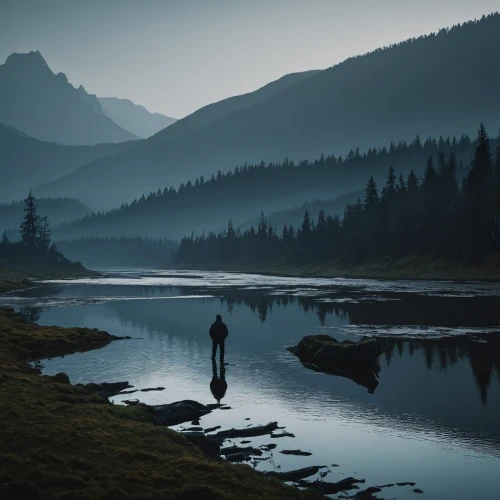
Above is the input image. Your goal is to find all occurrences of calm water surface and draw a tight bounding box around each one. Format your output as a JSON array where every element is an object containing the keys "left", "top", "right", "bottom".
[{"left": 2, "top": 269, "right": 500, "bottom": 500}]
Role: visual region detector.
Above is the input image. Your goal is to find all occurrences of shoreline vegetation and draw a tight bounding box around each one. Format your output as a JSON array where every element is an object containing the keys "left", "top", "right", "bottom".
[
  {"left": 173, "top": 125, "right": 500, "bottom": 280},
  {"left": 183, "top": 254, "right": 500, "bottom": 281},
  {"left": 0, "top": 307, "right": 319, "bottom": 500}
]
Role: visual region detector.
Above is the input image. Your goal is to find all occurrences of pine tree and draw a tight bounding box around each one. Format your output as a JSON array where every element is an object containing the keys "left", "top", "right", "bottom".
[
  {"left": 301, "top": 210, "right": 311, "bottom": 234},
  {"left": 316, "top": 209, "right": 327, "bottom": 233},
  {"left": 20, "top": 190, "right": 39, "bottom": 247},
  {"left": 364, "top": 177, "right": 379, "bottom": 207},
  {"left": 1, "top": 230, "right": 9, "bottom": 246},
  {"left": 37, "top": 216, "right": 51, "bottom": 251},
  {"left": 464, "top": 124, "right": 494, "bottom": 255},
  {"left": 407, "top": 170, "right": 419, "bottom": 196},
  {"left": 385, "top": 166, "right": 397, "bottom": 197}
]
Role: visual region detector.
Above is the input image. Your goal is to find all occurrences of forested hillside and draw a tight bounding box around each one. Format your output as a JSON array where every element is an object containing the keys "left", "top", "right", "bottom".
[
  {"left": 0, "top": 124, "right": 137, "bottom": 202},
  {"left": 238, "top": 191, "right": 363, "bottom": 234},
  {"left": 54, "top": 131, "right": 488, "bottom": 241},
  {"left": 174, "top": 125, "right": 500, "bottom": 268},
  {"left": 37, "top": 14, "right": 500, "bottom": 209}
]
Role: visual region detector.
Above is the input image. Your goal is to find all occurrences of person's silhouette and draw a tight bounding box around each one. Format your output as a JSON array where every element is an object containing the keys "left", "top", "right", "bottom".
[
  {"left": 209, "top": 314, "right": 228, "bottom": 360},
  {"left": 210, "top": 359, "right": 227, "bottom": 405}
]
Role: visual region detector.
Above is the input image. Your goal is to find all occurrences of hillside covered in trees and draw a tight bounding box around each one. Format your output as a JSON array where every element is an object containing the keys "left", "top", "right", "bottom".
[
  {"left": 54, "top": 131, "right": 488, "bottom": 241},
  {"left": 173, "top": 125, "right": 500, "bottom": 273},
  {"left": 37, "top": 14, "right": 500, "bottom": 210}
]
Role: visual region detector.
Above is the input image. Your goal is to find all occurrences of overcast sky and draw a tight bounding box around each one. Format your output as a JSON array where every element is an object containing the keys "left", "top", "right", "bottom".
[{"left": 1, "top": 0, "right": 498, "bottom": 118}]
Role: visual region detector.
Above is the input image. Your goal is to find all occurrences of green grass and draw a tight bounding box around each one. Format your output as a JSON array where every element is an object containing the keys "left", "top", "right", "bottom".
[{"left": 0, "top": 308, "right": 320, "bottom": 500}]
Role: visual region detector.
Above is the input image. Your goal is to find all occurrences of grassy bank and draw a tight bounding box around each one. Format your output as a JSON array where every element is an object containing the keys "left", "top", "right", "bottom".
[
  {"left": 0, "top": 308, "right": 318, "bottom": 500},
  {"left": 188, "top": 254, "right": 500, "bottom": 281},
  {"left": 0, "top": 257, "right": 98, "bottom": 294}
]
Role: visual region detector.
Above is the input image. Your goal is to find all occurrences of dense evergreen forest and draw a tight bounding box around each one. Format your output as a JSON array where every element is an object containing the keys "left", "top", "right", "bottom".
[
  {"left": 173, "top": 125, "right": 500, "bottom": 266},
  {"left": 238, "top": 191, "right": 363, "bottom": 234},
  {"left": 56, "top": 237, "right": 177, "bottom": 268},
  {"left": 55, "top": 131, "right": 495, "bottom": 241}
]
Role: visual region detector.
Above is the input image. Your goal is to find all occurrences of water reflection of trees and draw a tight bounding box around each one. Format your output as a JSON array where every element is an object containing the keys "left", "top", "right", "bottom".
[
  {"left": 222, "top": 290, "right": 500, "bottom": 328},
  {"left": 220, "top": 290, "right": 500, "bottom": 404},
  {"left": 384, "top": 336, "right": 500, "bottom": 404}
]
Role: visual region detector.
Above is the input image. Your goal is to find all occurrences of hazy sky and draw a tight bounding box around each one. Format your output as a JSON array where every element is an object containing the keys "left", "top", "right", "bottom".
[{"left": 1, "top": 0, "right": 498, "bottom": 117}]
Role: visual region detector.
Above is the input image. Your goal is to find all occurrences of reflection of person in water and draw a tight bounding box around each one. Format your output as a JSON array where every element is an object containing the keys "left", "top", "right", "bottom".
[
  {"left": 209, "top": 314, "right": 228, "bottom": 360},
  {"left": 210, "top": 359, "right": 227, "bottom": 404}
]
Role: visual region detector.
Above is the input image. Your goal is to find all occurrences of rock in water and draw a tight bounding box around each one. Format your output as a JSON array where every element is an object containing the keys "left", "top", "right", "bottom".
[
  {"left": 214, "top": 422, "right": 279, "bottom": 439},
  {"left": 82, "top": 381, "right": 133, "bottom": 397},
  {"left": 287, "top": 335, "right": 384, "bottom": 393},
  {"left": 265, "top": 465, "right": 327, "bottom": 481},
  {"left": 150, "top": 400, "right": 211, "bottom": 426},
  {"left": 280, "top": 449, "right": 312, "bottom": 456}
]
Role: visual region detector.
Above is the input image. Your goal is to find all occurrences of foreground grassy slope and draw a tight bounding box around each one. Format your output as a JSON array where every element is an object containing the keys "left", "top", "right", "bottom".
[{"left": 0, "top": 308, "right": 318, "bottom": 500}]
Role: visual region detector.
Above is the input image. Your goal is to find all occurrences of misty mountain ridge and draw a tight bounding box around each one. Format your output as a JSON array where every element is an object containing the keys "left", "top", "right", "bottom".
[
  {"left": 98, "top": 97, "right": 177, "bottom": 139},
  {"left": 52, "top": 128, "right": 487, "bottom": 242},
  {"left": 35, "top": 13, "right": 500, "bottom": 210},
  {"left": 0, "top": 50, "right": 137, "bottom": 145},
  {"left": 0, "top": 123, "right": 137, "bottom": 202},
  {"left": 152, "top": 70, "right": 322, "bottom": 142}
]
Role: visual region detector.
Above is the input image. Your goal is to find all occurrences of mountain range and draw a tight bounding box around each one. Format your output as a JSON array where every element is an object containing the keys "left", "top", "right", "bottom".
[
  {"left": 0, "top": 51, "right": 137, "bottom": 145},
  {"left": 35, "top": 13, "right": 500, "bottom": 210},
  {"left": 98, "top": 97, "right": 176, "bottom": 139},
  {"left": 38, "top": 69, "right": 322, "bottom": 208},
  {"left": 4, "top": 13, "right": 500, "bottom": 216},
  {"left": 0, "top": 123, "right": 137, "bottom": 201}
]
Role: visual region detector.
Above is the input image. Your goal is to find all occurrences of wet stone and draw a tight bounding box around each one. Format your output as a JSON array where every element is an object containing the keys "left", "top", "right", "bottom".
[
  {"left": 280, "top": 449, "right": 312, "bottom": 456},
  {"left": 270, "top": 431, "right": 295, "bottom": 439}
]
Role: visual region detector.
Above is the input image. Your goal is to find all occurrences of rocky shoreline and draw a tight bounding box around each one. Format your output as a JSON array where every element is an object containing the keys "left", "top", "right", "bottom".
[{"left": 0, "top": 308, "right": 322, "bottom": 500}]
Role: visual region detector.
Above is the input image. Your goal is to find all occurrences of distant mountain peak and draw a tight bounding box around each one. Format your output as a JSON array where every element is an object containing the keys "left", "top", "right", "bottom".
[
  {"left": 0, "top": 50, "right": 137, "bottom": 145},
  {"left": 3, "top": 50, "right": 50, "bottom": 71}
]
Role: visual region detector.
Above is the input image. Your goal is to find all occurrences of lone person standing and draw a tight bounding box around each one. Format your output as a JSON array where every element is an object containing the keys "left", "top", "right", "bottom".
[{"left": 210, "top": 314, "right": 228, "bottom": 360}]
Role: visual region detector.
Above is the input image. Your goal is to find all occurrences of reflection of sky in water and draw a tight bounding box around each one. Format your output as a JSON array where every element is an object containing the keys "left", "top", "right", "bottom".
[{"left": 3, "top": 270, "right": 500, "bottom": 500}]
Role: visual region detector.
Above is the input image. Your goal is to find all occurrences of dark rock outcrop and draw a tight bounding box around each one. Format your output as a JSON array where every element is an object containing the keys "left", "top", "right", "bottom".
[
  {"left": 150, "top": 400, "right": 211, "bottom": 426},
  {"left": 221, "top": 445, "right": 263, "bottom": 463},
  {"left": 214, "top": 422, "right": 279, "bottom": 440},
  {"left": 81, "top": 381, "right": 133, "bottom": 397},
  {"left": 280, "top": 449, "right": 312, "bottom": 456},
  {"left": 53, "top": 372, "right": 70, "bottom": 384},
  {"left": 287, "top": 335, "right": 384, "bottom": 393},
  {"left": 297, "top": 477, "right": 366, "bottom": 494},
  {"left": 265, "top": 466, "right": 327, "bottom": 482}
]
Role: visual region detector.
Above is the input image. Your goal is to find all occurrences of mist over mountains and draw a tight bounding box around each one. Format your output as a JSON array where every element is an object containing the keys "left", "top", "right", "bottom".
[
  {"left": 35, "top": 14, "right": 500, "bottom": 210},
  {"left": 0, "top": 123, "right": 137, "bottom": 201},
  {"left": 52, "top": 131, "right": 486, "bottom": 242},
  {"left": 0, "top": 51, "right": 137, "bottom": 145},
  {"left": 98, "top": 97, "right": 177, "bottom": 139}
]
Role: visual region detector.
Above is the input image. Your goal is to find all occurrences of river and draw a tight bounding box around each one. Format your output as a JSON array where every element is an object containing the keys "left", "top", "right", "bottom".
[{"left": 1, "top": 269, "right": 499, "bottom": 499}]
